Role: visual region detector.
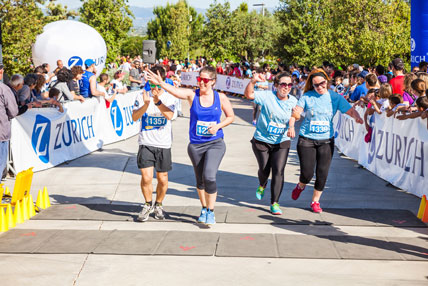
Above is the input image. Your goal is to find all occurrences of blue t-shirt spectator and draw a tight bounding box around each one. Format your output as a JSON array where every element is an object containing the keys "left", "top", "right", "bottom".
[
  {"left": 350, "top": 82, "right": 368, "bottom": 102},
  {"left": 253, "top": 90, "right": 298, "bottom": 144},
  {"left": 297, "top": 89, "right": 351, "bottom": 140}
]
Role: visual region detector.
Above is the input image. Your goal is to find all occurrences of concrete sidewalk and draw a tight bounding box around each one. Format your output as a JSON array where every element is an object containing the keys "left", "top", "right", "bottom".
[{"left": 0, "top": 96, "right": 427, "bottom": 286}]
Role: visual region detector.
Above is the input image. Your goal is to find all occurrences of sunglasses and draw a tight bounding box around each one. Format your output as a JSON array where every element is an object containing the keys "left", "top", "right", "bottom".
[
  {"left": 197, "top": 76, "right": 213, "bottom": 84},
  {"left": 278, "top": 83, "right": 293, "bottom": 88},
  {"left": 149, "top": 82, "right": 161, "bottom": 89},
  {"left": 313, "top": 81, "right": 327, "bottom": 88}
]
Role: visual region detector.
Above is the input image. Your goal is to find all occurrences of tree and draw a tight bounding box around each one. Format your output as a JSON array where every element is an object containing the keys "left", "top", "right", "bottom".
[
  {"left": 0, "top": 0, "right": 45, "bottom": 75},
  {"left": 274, "top": 0, "right": 410, "bottom": 67},
  {"left": 147, "top": 0, "right": 203, "bottom": 59},
  {"left": 45, "top": 0, "right": 78, "bottom": 23},
  {"left": 121, "top": 35, "right": 148, "bottom": 57},
  {"left": 79, "top": 0, "right": 133, "bottom": 64},
  {"left": 202, "top": 0, "right": 234, "bottom": 61}
]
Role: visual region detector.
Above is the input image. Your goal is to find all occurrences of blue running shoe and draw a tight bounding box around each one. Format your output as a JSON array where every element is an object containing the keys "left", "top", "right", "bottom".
[
  {"left": 256, "top": 186, "right": 265, "bottom": 200},
  {"left": 197, "top": 208, "right": 207, "bottom": 223},
  {"left": 270, "top": 203, "right": 283, "bottom": 215},
  {"left": 205, "top": 210, "right": 216, "bottom": 225}
]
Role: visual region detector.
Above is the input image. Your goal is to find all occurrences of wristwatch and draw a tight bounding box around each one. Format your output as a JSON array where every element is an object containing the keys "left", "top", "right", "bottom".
[{"left": 155, "top": 100, "right": 162, "bottom": 106}]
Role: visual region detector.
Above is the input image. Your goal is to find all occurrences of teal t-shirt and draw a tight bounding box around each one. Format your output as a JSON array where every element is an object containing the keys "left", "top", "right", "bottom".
[
  {"left": 297, "top": 89, "right": 351, "bottom": 140},
  {"left": 253, "top": 90, "right": 298, "bottom": 144}
]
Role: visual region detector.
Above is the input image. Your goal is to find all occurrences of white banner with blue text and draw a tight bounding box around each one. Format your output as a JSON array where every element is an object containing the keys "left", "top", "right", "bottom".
[
  {"left": 181, "top": 72, "right": 251, "bottom": 95},
  {"left": 11, "top": 91, "right": 141, "bottom": 173},
  {"left": 333, "top": 109, "right": 428, "bottom": 198}
]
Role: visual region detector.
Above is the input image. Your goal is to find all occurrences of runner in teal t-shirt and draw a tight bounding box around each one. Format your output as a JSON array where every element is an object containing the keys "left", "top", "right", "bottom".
[
  {"left": 290, "top": 69, "right": 363, "bottom": 213},
  {"left": 244, "top": 71, "right": 298, "bottom": 215}
]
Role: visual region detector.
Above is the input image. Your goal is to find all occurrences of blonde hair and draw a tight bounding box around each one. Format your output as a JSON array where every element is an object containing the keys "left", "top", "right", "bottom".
[
  {"left": 379, "top": 83, "right": 392, "bottom": 99},
  {"left": 403, "top": 73, "right": 417, "bottom": 93}
]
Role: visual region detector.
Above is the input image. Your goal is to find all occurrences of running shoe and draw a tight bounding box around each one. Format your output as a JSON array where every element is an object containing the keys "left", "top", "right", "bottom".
[
  {"left": 154, "top": 204, "right": 165, "bottom": 220},
  {"left": 197, "top": 207, "right": 207, "bottom": 223},
  {"left": 291, "top": 183, "right": 305, "bottom": 200},
  {"left": 310, "top": 201, "right": 323, "bottom": 213},
  {"left": 137, "top": 203, "right": 153, "bottom": 222},
  {"left": 256, "top": 186, "right": 265, "bottom": 200},
  {"left": 270, "top": 203, "right": 283, "bottom": 215},
  {"left": 205, "top": 210, "right": 216, "bottom": 225}
]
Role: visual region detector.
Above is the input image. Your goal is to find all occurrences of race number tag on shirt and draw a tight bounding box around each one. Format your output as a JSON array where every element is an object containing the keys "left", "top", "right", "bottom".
[
  {"left": 146, "top": 114, "right": 167, "bottom": 128},
  {"left": 309, "top": 120, "right": 329, "bottom": 133},
  {"left": 267, "top": 121, "right": 286, "bottom": 136},
  {"left": 196, "top": 120, "right": 216, "bottom": 137}
]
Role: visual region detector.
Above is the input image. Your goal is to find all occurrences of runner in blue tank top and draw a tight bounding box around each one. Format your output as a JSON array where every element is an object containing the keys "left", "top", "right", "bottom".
[{"left": 147, "top": 66, "right": 234, "bottom": 226}]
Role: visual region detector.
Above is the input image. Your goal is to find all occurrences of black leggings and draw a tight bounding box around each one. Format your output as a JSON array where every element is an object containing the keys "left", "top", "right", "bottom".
[
  {"left": 251, "top": 138, "right": 291, "bottom": 204},
  {"left": 297, "top": 136, "right": 334, "bottom": 191},
  {"left": 187, "top": 138, "right": 226, "bottom": 194}
]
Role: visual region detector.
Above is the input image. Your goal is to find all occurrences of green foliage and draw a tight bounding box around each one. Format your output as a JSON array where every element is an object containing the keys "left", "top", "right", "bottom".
[
  {"left": 45, "top": 0, "right": 78, "bottom": 23},
  {"left": 147, "top": 0, "right": 202, "bottom": 59},
  {"left": 79, "top": 0, "right": 133, "bottom": 64},
  {"left": 121, "top": 35, "right": 148, "bottom": 57},
  {"left": 275, "top": 0, "right": 410, "bottom": 67}
]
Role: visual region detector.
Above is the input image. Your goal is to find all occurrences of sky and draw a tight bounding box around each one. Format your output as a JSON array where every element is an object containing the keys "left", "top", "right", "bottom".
[{"left": 57, "top": 0, "right": 281, "bottom": 10}]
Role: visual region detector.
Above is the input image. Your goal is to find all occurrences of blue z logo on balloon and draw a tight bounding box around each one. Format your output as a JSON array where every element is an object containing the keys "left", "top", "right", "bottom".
[
  {"left": 31, "top": 115, "right": 51, "bottom": 163},
  {"left": 68, "top": 56, "right": 83, "bottom": 68},
  {"left": 110, "top": 100, "right": 124, "bottom": 136}
]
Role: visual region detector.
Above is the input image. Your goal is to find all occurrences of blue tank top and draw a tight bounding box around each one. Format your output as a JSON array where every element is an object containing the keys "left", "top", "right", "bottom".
[
  {"left": 189, "top": 89, "right": 224, "bottom": 144},
  {"left": 79, "top": 70, "right": 94, "bottom": 98}
]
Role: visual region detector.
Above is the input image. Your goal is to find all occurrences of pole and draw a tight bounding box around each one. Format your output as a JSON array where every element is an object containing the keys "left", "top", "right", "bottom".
[{"left": 187, "top": 4, "right": 190, "bottom": 61}]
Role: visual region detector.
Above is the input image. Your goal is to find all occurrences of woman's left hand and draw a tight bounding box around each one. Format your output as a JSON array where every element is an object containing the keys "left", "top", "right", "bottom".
[{"left": 208, "top": 124, "right": 219, "bottom": 135}]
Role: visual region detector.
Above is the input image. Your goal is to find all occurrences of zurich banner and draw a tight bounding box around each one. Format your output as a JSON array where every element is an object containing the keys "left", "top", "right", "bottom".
[
  {"left": 10, "top": 91, "right": 141, "bottom": 173},
  {"left": 411, "top": 0, "right": 428, "bottom": 68},
  {"left": 181, "top": 72, "right": 251, "bottom": 95},
  {"left": 333, "top": 109, "right": 428, "bottom": 198}
]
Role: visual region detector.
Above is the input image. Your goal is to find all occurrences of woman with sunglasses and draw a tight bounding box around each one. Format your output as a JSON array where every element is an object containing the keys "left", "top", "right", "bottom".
[
  {"left": 146, "top": 66, "right": 234, "bottom": 226},
  {"left": 290, "top": 69, "right": 363, "bottom": 213},
  {"left": 244, "top": 71, "right": 297, "bottom": 215}
]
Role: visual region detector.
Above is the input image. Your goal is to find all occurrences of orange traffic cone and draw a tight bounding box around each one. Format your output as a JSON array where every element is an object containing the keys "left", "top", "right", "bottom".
[
  {"left": 36, "top": 190, "right": 44, "bottom": 211},
  {"left": 13, "top": 200, "right": 24, "bottom": 224},
  {"left": 28, "top": 194, "right": 36, "bottom": 218},
  {"left": 0, "top": 207, "right": 8, "bottom": 232},
  {"left": 43, "top": 187, "right": 51, "bottom": 208},
  {"left": 422, "top": 202, "right": 428, "bottom": 223},
  {"left": 417, "top": 195, "right": 427, "bottom": 219},
  {"left": 5, "top": 204, "right": 15, "bottom": 228},
  {"left": 22, "top": 198, "right": 29, "bottom": 221}
]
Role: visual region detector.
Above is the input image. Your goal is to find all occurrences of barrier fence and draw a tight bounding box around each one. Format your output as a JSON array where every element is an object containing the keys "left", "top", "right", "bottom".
[
  {"left": 11, "top": 91, "right": 141, "bottom": 173},
  {"left": 333, "top": 107, "right": 427, "bottom": 198}
]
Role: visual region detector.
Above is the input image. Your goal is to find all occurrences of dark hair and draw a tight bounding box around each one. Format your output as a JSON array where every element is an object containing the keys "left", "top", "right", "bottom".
[
  {"left": 170, "top": 65, "right": 177, "bottom": 72},
  {"left": 113, "top": 70, "right": 123, "bottom": 80},
  {"left": 419, "top": 61, "right": 428, "bottom": 71},
  {"left": 304, "top": 69, "right": 330, "bottom": 93},
  {"left": 274, "top": 71, "right": 291, "bottom": 85},
  {"left": 376, "top": 65, "right": 385, "bottom": 75},
  {"left": 71, "top": 66, "right": 84, "bottom": 78},
  {"left": 35, "top": 74, "right": 46, "bottom": 92},
  {"left": 365, "top": 74, "right": 378, "bottom": 87},
  {"left": 99, "top": 73, "right": 109, "bottom": 83},
  {"left": 411, "top": 79, "right": 426, "bottom": 95},
  {"left": 416, "top": 95, "right": 428, "bottom": 109},
  {"left": 41, "top": 63, "right": 49, "bottom": 73},
  {"left": 150, "top": 65, "right": 166, "bottom": 80},
  {"left": 389, "top": 94, "right": 402, "bottom": 105},
  {"left": 34, "top": 66, "right": 45, "bottom": 74},
  {"left": 56, "top": 68, "right": 73, "bottom": 83},
  {"left": 199, "top": 66, "right": 217, "bottom": 80},
  {"left": 24, "top": 73, "right": 38, "bottom": 86},
  {"left": 49, "top": 87, "right": 60, "bottom": 98}
]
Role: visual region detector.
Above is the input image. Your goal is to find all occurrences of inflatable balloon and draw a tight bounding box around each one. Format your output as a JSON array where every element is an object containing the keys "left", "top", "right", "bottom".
[{"left": 32, "top": 20, "right": 107, "bottom": 77}]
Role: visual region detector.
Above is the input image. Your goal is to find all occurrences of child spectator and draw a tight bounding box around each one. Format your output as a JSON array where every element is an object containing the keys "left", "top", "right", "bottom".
[
  {"left": 97, "top": 73, "right": 117, "bottom": 108},
  {"left": 111, "top": 70, "right": 128, "bottom": 94},
  {"left": 334, "top": 76, "right": 345, "bottom": 94},
  {"left": 402, "top": 73, "right": 418, "bottom": 106},
  {"left": 47, "top": 87, "right": 64, "bottom": 113},
  {"left": 386, "top": 94, "right": 407, "bottom": 117}
]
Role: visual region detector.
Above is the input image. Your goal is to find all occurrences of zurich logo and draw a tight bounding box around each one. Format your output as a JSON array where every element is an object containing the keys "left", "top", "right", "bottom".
[
  {"left": 226, "top": 77, "right": 231, "bottom": 89},
  {"left": 68, "top": 56, "right": 83, "bottom": 68},
  {"left": 334, "top": 115, "right": 341, "bottom": 138},
  {"left": 110, "top": 100, "right": 124, "bottom": 136},
  {"left": 411, "top": 38, "right": 416, "bottom": 52},
  {"left": 31, "top": 115, "right": 51, "bottom": 163}
]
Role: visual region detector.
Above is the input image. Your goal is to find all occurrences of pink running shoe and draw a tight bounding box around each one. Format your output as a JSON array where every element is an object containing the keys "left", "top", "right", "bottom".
[
  {"left": 311, "top": 201, "right": 323, "bottom": 213},
  {"left": 291, "top": 184, "right": 305, "bottom": 200}
]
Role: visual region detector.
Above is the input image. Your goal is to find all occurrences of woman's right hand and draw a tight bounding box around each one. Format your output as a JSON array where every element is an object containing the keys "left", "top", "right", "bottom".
[
  {"left": 146, "top": 69, "right": 163, "bottom": 85},
  {"left": 287, "top": 127, "right": 295, "bottom": 138},
  {"left": 252, "top": 73, "right": 266, "bottom": 83}
]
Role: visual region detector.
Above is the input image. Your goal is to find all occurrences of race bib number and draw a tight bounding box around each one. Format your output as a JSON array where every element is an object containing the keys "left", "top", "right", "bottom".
[
  {"left": 267, "top": 121, "right": 286, "bottom": 136},
  {"left": 146, "top": 115, "right": 167, "bottom": 128},
  {"left": 196, "top": 121, "right": 216, "bottom": 137},
  {"left": 309, "top": 120, "right": 330, "bottom": 133}
]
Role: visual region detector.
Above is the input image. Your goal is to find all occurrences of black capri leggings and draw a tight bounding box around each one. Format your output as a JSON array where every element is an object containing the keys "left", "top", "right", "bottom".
[
  {"left": 297, "top": 136, "right": 334, "bottom": 191},
  {"left": 187, "top": 138, "right": 226, "bottom": 194},
  {"left": 251, "top": 138, "right": 291, "bottom": 204}
]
